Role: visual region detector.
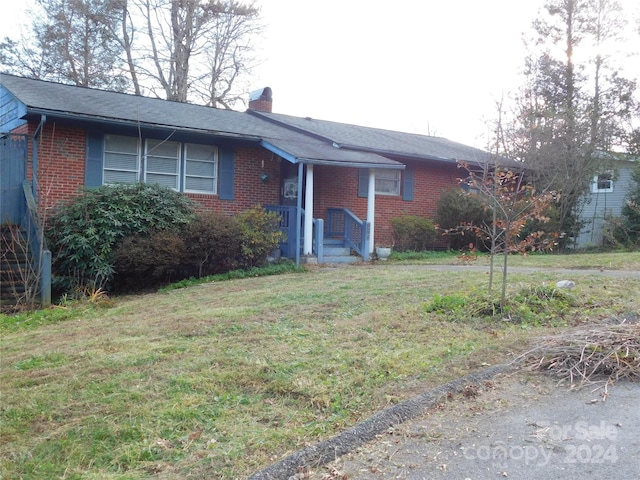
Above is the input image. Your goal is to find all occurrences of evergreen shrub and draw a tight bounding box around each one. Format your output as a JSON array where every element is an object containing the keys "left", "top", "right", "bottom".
[{"left": 390, "top": 215, "right": 437, "bottom": 252}]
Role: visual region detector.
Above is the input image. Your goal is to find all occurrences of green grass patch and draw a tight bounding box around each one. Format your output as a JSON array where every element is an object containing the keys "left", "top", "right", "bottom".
[
  {"left": 424, "top": 284, "right": 580, "bottom": 325},
  {"left": 0, "top": 304, "right": 96, "bottom": 334},
  {"left": 389, "top": 249, "right": 461, "bottom": 262},
  {"left": 158, "top": 262, "right": 307, "bottom": 292}
]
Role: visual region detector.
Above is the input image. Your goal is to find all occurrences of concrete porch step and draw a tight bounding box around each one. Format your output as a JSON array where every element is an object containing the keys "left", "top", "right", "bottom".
[
  {"left": 323, "top": 246, "right": 351, "bottom": 256},
  {"left": 321, "top": 239, "right": 361, "bottom": 264},
  {"left": 321, "top": 254, "right": 361, "bottom": 264}
]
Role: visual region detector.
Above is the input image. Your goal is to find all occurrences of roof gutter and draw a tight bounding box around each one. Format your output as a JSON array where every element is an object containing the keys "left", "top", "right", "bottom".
[
  {"left": 260, "top": 140, "right": 404, "bottom": 169},
  {"left": 300, "top": 158, "right": 405, "bottom": 169},
  {"left": 24, "top": 108, "right": 262, "bottom": 143},
  {"left": 334, "top": 142, "right": 458, "bottom": 164}
]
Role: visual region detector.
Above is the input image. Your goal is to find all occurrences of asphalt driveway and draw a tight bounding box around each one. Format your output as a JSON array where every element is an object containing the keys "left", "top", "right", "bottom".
[{"left": 308, "top": 369, "right": 640, "bottom": 479}]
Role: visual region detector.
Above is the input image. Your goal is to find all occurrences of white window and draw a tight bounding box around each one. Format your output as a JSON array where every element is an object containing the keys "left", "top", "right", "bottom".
[
  {"left": 145, "top": 139, "right": 180, "bottom": 190},
  {"left": 104, "top": 134, "right": 139, "bottom": 184},
  {"left": 103, "top": 136, "right": 218, "bottom": 194},
  {"left": 375, "top": 169, "right": 400, "bottom": 195},
  {"left": 592, "top": 173, "right": 613, "bottom": 193},
  {"left": 185, "top": 143, "right": 218, "bottom": 194}
]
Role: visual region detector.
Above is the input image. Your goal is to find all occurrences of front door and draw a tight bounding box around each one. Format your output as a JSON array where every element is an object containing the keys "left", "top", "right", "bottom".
[{"left": 280, "top": 161, "right": 301, "bottom": 206}]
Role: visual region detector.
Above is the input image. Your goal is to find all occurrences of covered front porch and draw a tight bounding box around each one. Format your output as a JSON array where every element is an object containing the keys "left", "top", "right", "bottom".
[
  {"left": 266, "top": 204, "right": 370, "bottom": 264},
  {"left": 260, "top": 144, "right": 404, "bottom": 264}
]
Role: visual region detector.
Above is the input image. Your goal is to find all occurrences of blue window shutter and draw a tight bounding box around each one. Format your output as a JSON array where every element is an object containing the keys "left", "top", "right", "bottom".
[
  {"left": 402, "top": 166, "right": 414, "bottom": 201},
  {"left": 358, "top": 169, "right": 369, "bottom": 197},
  {"left": 219, "top": 146, "right": 235, "bottom": 200},
  {"left": 85, "top": 131, "right": 103, "bottom": 187}
]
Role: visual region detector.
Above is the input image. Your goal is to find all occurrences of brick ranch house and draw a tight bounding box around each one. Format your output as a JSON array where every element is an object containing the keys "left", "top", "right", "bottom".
[{"left": 1, "top": 73, "right": 498, "bottom": 270}]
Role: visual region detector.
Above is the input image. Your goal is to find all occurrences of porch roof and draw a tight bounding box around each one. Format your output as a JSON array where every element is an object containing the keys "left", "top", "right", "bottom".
[
  {"left": 0, "top": 74, "right": 402, "bottom": 170},
  {"left": 260, "top": 138, "right": 403, "bottom": 169}
]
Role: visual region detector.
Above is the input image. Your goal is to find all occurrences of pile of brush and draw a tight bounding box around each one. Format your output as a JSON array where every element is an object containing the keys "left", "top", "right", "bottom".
[{"left": 521, "top": 321, "right": 640, "bottom": 385}]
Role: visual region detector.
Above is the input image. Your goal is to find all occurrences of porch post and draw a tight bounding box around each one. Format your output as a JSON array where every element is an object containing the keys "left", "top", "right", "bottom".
[
  {"left": 295, "top": 163, "right": 303, "bottom": 265},
  {"left": 303, "top": 164, "right": 314, "bottom": 255},
  {"left": 367, "top": 168, "right": 376, "bottom": 254}
]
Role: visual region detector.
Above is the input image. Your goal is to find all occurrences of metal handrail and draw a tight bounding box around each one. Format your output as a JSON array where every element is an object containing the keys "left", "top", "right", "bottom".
[{"left": 326, "top": 208, "right": 370, "bottom": 261}]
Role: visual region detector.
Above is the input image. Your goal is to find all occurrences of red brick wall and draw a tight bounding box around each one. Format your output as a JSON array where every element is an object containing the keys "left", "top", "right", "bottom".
[
  {"left": 191, "top": 146, "right": 281, "bottom": 214},
  {"left": 18, "top": 123, "right": 87, "bottom": 213},
  {"left": 17, "top": 119, "right": 460, "bottom": 249},
  {"left": 19, "top": 121, "right": 282, "bottom": 215},
  {"left": 313, "top": 160, "right": 459, "bottom": 247}
]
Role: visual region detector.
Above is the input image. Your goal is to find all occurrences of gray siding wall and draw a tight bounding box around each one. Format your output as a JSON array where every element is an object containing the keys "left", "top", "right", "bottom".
[{"left": 576, "top": 164, "right": 635, "bottom": 247}]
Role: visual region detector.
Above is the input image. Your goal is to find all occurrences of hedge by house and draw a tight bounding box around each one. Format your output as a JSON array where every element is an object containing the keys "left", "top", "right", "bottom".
[
  {"left": 47, "top": 183, "right": 195, "bottom": 295},
  {"left": 47, "top": 184, "right": 286, "bottom": 295}
]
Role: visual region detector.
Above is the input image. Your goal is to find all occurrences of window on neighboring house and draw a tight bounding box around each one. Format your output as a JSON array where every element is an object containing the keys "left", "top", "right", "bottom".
[
  {"left": 375, "top": 169, "right": 401, "bottom": 195},
  {"left": 592, "top": 172, "right": 613, "bottom": 193},
  {"left": 145, "top": 139, "right": 180, "bottom": 190},
  {"left": 185, "top": 143, "right": 218, "bottom": 194},
  {"left": 104, "top": 134, "right": 139, "bottom": 184}
]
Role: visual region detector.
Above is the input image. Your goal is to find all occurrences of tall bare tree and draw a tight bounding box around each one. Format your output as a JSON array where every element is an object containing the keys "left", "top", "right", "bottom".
[
  {"left": 131, "top": 0, "right": 261, "bottom": 105},
  {"left": 1, "top": 0, "right": 129, "bottom": 90},
  {"left": 508, "top": 0, "right": 638, "bottom": 247},
  {"left": 1, "top": 0, "right": 262, "bottom": 108}
]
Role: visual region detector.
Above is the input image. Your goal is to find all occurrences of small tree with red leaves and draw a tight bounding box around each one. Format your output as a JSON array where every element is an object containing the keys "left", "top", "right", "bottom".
[{"left": 445, "top": 161, "right": 559, "bottom": 314}]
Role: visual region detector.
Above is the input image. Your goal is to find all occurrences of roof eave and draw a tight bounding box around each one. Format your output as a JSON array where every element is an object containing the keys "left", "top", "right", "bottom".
[
  {"left": 335, "top": 142, "right": 462, "bottom": 164},
  {"left": 301, "top": 158, "right": 405, "bottom": 169},
  {"left": 260, "top": 140, "right": 404, "bottom": 169},
  {"left": 23, "top": 107, "right": 261, "bottom": 142}
]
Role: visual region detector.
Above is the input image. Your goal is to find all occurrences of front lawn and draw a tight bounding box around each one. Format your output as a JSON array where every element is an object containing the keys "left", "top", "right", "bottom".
[{"left": 2, "top": 253, "right": 639, "bottom": 478}]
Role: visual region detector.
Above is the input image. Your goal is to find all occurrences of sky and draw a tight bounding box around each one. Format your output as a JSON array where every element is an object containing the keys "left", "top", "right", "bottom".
[
  {"left": 250, "top": 0, "right": 542, "bottom": 147},
  {"left": 2, "top": 0, "right": 639, "bottom": 149}
]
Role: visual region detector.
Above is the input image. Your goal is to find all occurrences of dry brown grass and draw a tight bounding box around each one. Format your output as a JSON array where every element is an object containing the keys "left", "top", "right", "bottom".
[{"left": 521, "top": 317, "right": 640, "bottom": 386}]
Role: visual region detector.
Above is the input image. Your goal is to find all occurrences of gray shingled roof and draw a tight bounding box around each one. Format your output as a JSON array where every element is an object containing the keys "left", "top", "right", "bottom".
[
  {"left": 1, "top": 73, "right": 497, "bottom": 168},
  {"left": 250, "top": 111, "right": 496, "bottom": 165},
  {"left": 1, "top": 73, "right": 401, "bottom": 169}
]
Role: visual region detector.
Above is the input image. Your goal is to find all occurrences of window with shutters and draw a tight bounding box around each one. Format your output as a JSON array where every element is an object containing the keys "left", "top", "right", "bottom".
[
  {"left": 375, "top": 169, "right": 400, "bottom": 195},
  {"left": 102, "top": 135, "right": 218, "bottom": 194}
]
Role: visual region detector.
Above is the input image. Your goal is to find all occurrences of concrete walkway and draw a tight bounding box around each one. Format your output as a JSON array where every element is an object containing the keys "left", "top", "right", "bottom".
[{"left": 393, "top": 263, "right": 640, "bottom": 279}]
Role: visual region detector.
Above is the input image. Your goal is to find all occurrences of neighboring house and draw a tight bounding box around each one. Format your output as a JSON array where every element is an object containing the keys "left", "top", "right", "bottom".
[
  {"left": 1, "top": 73, "right": 497, "bottom": 267},
  {"left": 575, "top": 157, "right": 637, "bottom": 248}
]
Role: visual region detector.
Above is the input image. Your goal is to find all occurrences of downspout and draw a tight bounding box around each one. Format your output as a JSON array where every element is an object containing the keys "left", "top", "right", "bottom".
[{"left": 32, "top": 114, "right": 47, "bottom": 201}]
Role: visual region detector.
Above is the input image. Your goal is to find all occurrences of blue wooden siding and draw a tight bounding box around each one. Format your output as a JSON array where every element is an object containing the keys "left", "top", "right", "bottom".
[
  {"left": 0, "top": 84, "right": 27, "bottom": 133},
  {"left": 0, "top": 134, "right": 27, "bottom": 224},
  {"left": 576, "top": 164, "right": 635, "bottom": 247}
]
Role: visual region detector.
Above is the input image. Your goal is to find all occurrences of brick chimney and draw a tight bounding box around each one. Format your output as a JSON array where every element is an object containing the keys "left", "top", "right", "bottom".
[{"left": 248, "top": 87, "right": 273, "bottom": 113}]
